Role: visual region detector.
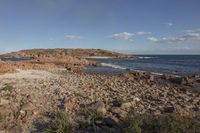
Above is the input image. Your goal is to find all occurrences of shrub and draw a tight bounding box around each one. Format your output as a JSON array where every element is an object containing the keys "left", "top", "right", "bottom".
[
  {"left": 123, "top": 113, "right": 200, "bottom": 133},
  {"left": 113, "top": 97, "right": 125, "bottom": 107},
  {"left": 82, "top": 108, "right": 103, "bottom": 133},
  {"left": 45, "top": 111, "right": 72, "bottom": 133},
  {"left": 1, "top": 84, "right": 14, "bottom": 92}
]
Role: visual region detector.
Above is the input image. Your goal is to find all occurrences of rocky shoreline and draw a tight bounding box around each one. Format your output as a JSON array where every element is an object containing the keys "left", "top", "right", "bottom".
[
  {"left": 0, "top": 49, "right": 199, "bottom": 132},
  {"left": 0, "top": 68, "right": 200, "bottom": 132}
]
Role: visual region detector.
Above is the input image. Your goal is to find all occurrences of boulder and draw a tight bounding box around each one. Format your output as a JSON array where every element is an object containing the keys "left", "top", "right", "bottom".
[
  {"left": 21, "top": 102, "right": 36, "bottom": 111},
  {"left": 93, "top": 101, "right": 107, "bottom": 115},
  {"left": 163, "top": 106, "right": 175, "bottom": 113},
  {"left": 110, "top": 107, "right": 127, "bottom": 119},
  {"left": 104, "top": 116, "right": 119, "bottom": 127},
  {"left": 121, "top": 98, "right": 139, "bottom": 110},
  {"left": 0, "top": 98, "right": 10, "bottom": 106},
  {"left": 162, "top": 74, "right": 171, "bottom": 80}
]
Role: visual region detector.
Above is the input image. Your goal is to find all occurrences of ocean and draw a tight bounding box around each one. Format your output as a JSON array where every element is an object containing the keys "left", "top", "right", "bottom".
[
  {"left": 0, "top": 57, "right": 32, "bottom": 61},
  {"left": 86, "top": 55, "right": 200, "bottom": 76}
]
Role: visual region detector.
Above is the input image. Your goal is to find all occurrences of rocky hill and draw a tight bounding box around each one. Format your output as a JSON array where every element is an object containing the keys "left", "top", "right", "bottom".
[{"left": 0, "top": 48, "right": 133, "bottom": 59}]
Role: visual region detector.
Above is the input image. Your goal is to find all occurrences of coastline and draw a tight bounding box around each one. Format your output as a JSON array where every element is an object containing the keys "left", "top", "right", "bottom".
[{"left": 0, "top": 49, "right": 200, "bottom": 132}]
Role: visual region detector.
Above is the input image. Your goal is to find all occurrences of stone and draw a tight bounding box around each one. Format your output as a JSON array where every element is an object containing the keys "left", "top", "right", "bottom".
[
  {"left": 110, "top": 107, "right": 127, "bottom": 119},
  {"left": 148, "top": 74, "right": 155, "bottom": 81},
  {"left": 7, "top": 125, "right": 23, "bottom": 133},
  {"left": 63, "top": 96, "right": 75, "bottom": 112},
  {"left": 21, "top": 102, "right": 36, "bottom": 111},
  {"left": 0, "top": 98, "right": 10, "bottom": 106},
  {"left": 104, "top": 116, "right": 119, "bottom": 127},
  {"left": 163, "top": 106, "right": 175, "bottom": 113},
  {"left": 162, "top": 74, "right": 171, "bottom": 80},
  {"left": 93, "top": 101, "right": 107, "bottom": 115},
  {"left": 0, "top": 102, "right": 13, "bottom": 119}
]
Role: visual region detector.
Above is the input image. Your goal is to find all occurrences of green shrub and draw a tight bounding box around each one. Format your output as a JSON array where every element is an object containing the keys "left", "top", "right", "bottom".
[
  {"left": 114, "top": 97, "right": 125, "bottom": 107},
  {"left": 125, "top": 119, "right": 141, "bottom": 133},
  {"left": 82, "top": 108, "right": 103, "bottom": 133},
  {"left": 83, "top": 108, "right": 103, "bottom": 122},
  {"left": 123, "top": 113, "right": 200, "bottom": 133},
  {"left": 1, "top": 84, "right": 14, "bottom": 92},
  {"left": 12, "top": 109, "right": 20, "bottom": 120},
  {"left": 45, "top": 111, "right": 72, "bottom": 133}
]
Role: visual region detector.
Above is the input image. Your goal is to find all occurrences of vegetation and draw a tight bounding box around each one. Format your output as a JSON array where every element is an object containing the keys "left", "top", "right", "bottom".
[
  {"left": 45, "top": 111, "right": 72, "bottom": 133},
  {"left": 1, "top": 83, "right": 14, "bottom": 92},
  {"left": 113, "top": 97, "right": 125, "bottom": 107},
  {"left": 0, "top": 112, "right": 3, "bottom": 122},
  {"left": 123, "top": 113, "right": 200, "bottom": 133},
  {"left": 82, "top": 108, "right": 104, "bottom": 133},
  {"left": 12, "top": 108, "right": 21, "bottom": 120}
]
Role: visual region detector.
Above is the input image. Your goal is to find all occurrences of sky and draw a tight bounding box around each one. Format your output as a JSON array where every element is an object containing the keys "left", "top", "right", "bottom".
[{"left": 0, "top": 0, "right": 200, "bottom": 54}]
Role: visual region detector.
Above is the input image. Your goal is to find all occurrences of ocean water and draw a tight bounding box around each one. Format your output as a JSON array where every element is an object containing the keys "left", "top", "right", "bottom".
[
  {"left": 0, "top": 57, "right": 32, "bottom": 61},
  {"left": 86, "top": 55, "right": 200, "bottom": 76}
]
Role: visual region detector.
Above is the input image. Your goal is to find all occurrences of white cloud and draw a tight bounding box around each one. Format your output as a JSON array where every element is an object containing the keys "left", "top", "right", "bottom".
[
  {"left": 166, "top": 22, "right": 173, "bottom": 27},
  {"left": 110, "top": 31, "right": 151, "bottom": 41},
  {"left": 147, "top": 37, "right": 158, "bottom": 42},
  {"left": 148, "top": 28, "right": 200, "bottom": 43},
  {"left": 136, "top": 32, "right": 152, "bottom": 35},
  {"left": 111, "top": 32, "right": 135, "bottom": 41},
  {"left": 64, "top": 34, "right": 82, "bottom": 40},
  {"left": 184, "top": 28, "right": 200, "bottom": 33}
]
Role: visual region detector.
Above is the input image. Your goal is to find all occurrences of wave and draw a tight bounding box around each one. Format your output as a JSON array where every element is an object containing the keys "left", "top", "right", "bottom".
[
  {"left": 138, "top": 56, "right": 155, "bottom": 59},
  {"left": 100, "top": 63, "right": 127, "bottom": 70}
]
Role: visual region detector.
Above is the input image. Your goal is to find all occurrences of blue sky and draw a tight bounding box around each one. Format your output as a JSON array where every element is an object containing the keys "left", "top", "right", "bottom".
[{"left": 0, "top": 0, "right": 200, "bottom": 54}]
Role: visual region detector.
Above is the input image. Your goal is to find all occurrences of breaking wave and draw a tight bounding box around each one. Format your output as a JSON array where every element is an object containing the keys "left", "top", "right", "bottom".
[
  {"left": 138, "top": 56, "right": 155, "bottom": 59},
  {"left": 100, "top": 63, "right": 127, "bottom": 70}
]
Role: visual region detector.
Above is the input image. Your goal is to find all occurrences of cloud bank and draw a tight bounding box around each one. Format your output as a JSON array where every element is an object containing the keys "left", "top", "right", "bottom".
[
  {"left": 148, "top": 28, "right": 200, "bottom": 43},
  {"left": 111, "top": 31, "right": 151, "bottom": 41}
]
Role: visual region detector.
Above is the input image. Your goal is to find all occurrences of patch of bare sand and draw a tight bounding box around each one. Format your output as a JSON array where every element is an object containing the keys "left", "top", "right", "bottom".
[{"left": 0, "top": 69, "right": 59, "bottom": 79}]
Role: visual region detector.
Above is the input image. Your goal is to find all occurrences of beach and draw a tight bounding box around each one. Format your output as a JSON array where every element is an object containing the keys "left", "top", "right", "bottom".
[{"left": 0, "top": 68, "right": 200, "bottom": 132}]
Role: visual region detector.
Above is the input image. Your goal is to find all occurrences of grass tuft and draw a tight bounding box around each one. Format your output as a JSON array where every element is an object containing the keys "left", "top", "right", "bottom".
[
  {"left": 45, "top": 111, "right": 72, "bottom": 133},
  {"left": 113, "top": 97, "right": 125, "bottom": 107},
  {"left": 1, "top": 83, "right": 14, "bottom": 92}
]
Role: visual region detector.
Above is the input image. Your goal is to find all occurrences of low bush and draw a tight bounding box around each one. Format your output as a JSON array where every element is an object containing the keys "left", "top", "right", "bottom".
[
  {"left": 45, "top": 111, "right": 72, "bottom": 133},
  {"left": 124, "top": 113, "right": 200, "bottom": 133}
]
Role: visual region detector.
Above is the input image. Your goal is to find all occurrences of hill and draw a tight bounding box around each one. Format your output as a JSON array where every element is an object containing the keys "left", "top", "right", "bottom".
[{"left": 0, "top": 48, "right": 134, "bottom": 59}]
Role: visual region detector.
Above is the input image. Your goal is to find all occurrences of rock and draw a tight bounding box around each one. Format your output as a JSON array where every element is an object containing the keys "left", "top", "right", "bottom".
[
  {"left": 162, "top": 74, "right": 171, "bottom": 80},
  {"left": 163, "top": 106, "right": 175, "bottom": 113},
  {"left": 121, "top": 102, "right": 132, "bottom": 109},
  {"left": 150, "top": 75, "right": 155, "bottom": 81},
  {"left": 110, "top": 107, "right": 127, "bottom": 119},
  {"left": 7, "top": 125, "right": 23, "bottom": 133},
  {"left": 104, "top": 116, "right": 119, "bottom": 127},
  {"left": 21, "top": 102, "right": 36, "bottom": 111},
  {"left": 93, "top": 101, "right": 107, "bottom": 115},
  {"left": 170, "top": 76, "right": 196, "bottom": 85},
  {"left": 0, "top": 104, "right": 12, "bottom": 118},
  {"left": 0, "top": 98, "right": 10, "bottom": 106},
  {"left": 180, "top": 76, "right": 196, "bottom": 85},
  {"left": 121, "top": 97, "right": 140, "bottom": 109},
  {"left": 63, "top": 96, "right": 75, "bottom": 112}
]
